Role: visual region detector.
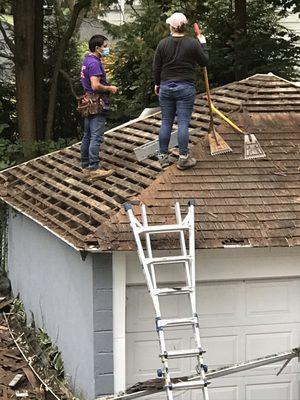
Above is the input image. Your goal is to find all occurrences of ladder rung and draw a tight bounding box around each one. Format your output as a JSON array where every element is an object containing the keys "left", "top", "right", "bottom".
[
  {"left": 139, "top": 224, "right": 189, "bottom": 234},
  {"left": 145, "top": 255, "right": 192, "bottom": 265},
  {"left": 168, "top": 380, "right": 208, "bottom": 390},
  {"left": 153, "top": 286, "right": 193, "bottom": 296},
  {"left": 161, "top": 348, "right": 204, "bottom": 359},
  {"left": 157, "top": 317, "right": 197, "bottom": 329}
]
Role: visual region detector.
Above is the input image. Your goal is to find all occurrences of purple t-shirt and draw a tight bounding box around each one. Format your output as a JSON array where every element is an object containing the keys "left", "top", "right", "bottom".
[{"left": 80, "top": 54, "right": 109, "bottom": 94}]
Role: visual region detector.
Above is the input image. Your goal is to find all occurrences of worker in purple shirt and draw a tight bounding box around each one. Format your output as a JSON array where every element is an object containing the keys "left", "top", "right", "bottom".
[{"left": 80, "top": 34, "right": 118, "bottom": 179}]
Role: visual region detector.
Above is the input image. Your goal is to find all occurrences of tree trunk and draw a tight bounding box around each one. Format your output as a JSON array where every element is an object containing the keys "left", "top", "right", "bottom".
[
  {"left": 34, "top": 0, "right": 44, "bottom": 140},
  {"left": 44, "top": 0, "right": 91, "bottom": 140},
  {"left": 234, "top": 0, "right": 247, "bottom": 80},
  {"left": 13, "top": 0, "right": 44, "bottom": 150},
  {"left": 13, "top": 0, "right": 36, "bottom": 144}
]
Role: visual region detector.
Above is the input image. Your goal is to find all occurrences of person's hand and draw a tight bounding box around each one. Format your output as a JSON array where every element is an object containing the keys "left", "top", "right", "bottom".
[
  {"left": 109, "top": 85, "right": 118, "bottom": 94},
  {"left": 154, "top": 85, "right": 160, "bottom": 96}
]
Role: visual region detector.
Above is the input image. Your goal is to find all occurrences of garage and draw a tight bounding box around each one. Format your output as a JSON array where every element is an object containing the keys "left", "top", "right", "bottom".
[{"left": 126, "top": 278, "right": 300, "bottom": 400}]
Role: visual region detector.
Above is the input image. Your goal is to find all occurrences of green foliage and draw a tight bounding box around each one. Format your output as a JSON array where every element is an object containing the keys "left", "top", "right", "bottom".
[
  {"left": 201, "top": 0, "right": 300, "bottom": 86},
  {"left": 102, "top": 0, "right": 169, "bottom": 120},
  {"left": 0, "top": 138, "right": 77, "bottom": 171},
  {"left": 11, "top": 298, "right": 27, "bottom": 324},
  {"left": 43, "top": 15, "right": 83, "bottom": 139},
  {"left": 266, "top": 0, "right": 300, "bottom": 15},
  {"left": 103, "top": 0, "right": 300, "bottom": 122},
  {"left": 37, "top": 328, "right": 64, "bottom": 377},
  {"left": 0, "top": 82, "right": 17, "bottom": 140}
]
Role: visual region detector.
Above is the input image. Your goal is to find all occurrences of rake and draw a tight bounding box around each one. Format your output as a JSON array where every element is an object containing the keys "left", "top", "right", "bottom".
[
  {"left": 203, "top": 66, "right": 233, "bottom": 156},
  {"left": 194, "top": 23, "right": 266, "bottom": 160},
  {"left": 194, "top": 23, "right": 232, "bottom": 156}
]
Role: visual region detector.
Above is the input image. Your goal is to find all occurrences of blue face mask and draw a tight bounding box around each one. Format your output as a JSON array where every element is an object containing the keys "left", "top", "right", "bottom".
[{"left": 101, "top": 48, "right": 110, "bottom": 57}]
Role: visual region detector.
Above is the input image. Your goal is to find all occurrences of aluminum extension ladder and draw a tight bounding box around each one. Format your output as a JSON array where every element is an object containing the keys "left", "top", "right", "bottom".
[{"left": 124, "top": 200, "right": 210, "bottom": 400}]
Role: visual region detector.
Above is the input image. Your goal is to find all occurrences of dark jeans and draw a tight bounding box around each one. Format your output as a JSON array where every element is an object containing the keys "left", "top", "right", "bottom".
[
  {"left": 80, "top": 114, "right": 106, "bottom": 170},
  {"left": 159, "top": 83, "right": 196, "bottom": 155}
]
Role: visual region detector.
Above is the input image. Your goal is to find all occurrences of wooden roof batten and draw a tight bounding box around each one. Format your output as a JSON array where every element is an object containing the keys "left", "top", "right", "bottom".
[{"left": 0, "top": 73, "right": 299, "bottom": 252}]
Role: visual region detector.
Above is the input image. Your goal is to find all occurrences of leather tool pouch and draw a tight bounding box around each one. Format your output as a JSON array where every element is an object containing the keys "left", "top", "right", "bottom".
[{"left": 77, "top": 93, "right": 107, "bottom": 117}]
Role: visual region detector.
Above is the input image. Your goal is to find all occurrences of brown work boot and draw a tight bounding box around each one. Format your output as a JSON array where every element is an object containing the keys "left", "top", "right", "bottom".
[
  {"left": 89, "top": 168, "right": 114, "bottom": 179},
  {"left": 176, "top": 154, "right": 197, "bottom": 170}
]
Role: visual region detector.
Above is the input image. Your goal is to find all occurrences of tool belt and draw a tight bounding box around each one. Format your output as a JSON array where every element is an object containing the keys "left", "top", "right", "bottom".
[{"left": 77, "top": 93, "right": 109, "bottom": 118}]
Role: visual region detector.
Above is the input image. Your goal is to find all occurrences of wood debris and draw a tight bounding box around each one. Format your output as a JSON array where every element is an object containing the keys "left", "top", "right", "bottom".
[{"left": 0, "top": 298, "right": 78, "bottom": 399}]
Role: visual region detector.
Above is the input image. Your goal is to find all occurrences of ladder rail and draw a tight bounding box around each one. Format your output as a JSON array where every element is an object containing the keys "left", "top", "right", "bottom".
[
  {"left": 141, "top": 204, "right": 157, "bottom": 290},
  {"left": 175, "top": 203, "right": 192, "bottom": 288}
]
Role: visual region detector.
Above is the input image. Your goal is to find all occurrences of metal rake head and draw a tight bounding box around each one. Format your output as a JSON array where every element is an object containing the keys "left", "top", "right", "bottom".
[
  {"left": 208, "top": 132, "right": 232, "bottom": 156},
  {"left": 244, "top": 133, "right": 266, "bottom": 160}
]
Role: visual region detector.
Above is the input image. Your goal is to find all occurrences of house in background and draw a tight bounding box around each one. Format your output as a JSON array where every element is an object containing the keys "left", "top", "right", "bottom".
[{"left": 0, "top": 74, "right": 300, "bottom": 400}]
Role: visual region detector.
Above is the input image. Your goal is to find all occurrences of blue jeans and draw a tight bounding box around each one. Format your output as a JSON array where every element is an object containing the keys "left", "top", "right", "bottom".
[
  {"left": 80, "top": 114, "right": 106, "bottom": 170},
  {"left": 159, "top": 83, "right": 196, "bottom": 156}
]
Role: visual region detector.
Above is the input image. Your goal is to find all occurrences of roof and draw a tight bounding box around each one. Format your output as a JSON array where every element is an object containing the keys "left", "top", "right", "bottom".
[{"left": 0, "top": 73, "right": 300, "bottom": 252}]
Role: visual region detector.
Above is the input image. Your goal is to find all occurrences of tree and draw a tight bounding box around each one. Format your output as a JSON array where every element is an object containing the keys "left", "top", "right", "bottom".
[
  {"left": 12, "top": 0, "right": 44, "bottom": 144},
  {"left": 103, "top": 0, "right": 300, "bottom": 122},
  {"left": 0, "top": 0, "right": 117, "bottom": 146},
  {"left": 44, "top": 0, "right": 91, "bottom": 139},
  {"left": 202, "top": 0, "right": 300, "bottom": 85}
]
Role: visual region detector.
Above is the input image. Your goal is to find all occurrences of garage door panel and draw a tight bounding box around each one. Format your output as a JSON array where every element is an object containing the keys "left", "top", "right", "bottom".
[
  {"left": 246, "top": 330, "right": 291, "bottom": 368},
  {"left": 126, "top": 332, "right": 191, "bottom": 384},
  {"left": 196, "top": 282, "right": 242, "bottom": 327},
  {"left": 188, "top": 334, "right": 239, "bottom": 370},
  {"left": 245, "top": 381, "right": 291, "bottom": 400},
  {"left": 205, "top": 385, "right": 239, "bottom": 400},
  {"left": 244, "top": 280, "right": 300, "bottom": 325},
  {"left": 127, "top": 286, "right": 191, "bottom": 333}
]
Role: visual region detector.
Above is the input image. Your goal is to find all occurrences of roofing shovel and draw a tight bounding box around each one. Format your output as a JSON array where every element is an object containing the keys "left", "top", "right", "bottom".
[{"left": 211, "top": 103, "right": 266, "bottom": 159}]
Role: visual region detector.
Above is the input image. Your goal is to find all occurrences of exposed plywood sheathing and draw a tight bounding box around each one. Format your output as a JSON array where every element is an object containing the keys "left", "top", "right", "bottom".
[{"left": 0, "top": 74, "right": 299, "bottom": 251}]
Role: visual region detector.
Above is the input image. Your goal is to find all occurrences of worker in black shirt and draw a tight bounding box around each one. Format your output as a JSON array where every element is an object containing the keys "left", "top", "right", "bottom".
[{"left": 153, "top": 12, "right": 209, "bottom": 169}]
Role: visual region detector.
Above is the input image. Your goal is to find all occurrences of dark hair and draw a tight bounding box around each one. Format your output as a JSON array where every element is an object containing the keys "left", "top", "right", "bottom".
[
  {"left": 88, "top": 35, "right": 108, "bottom": 52},
  {"left": 173, "top": 23, "right": 187, "bottom": 34}
]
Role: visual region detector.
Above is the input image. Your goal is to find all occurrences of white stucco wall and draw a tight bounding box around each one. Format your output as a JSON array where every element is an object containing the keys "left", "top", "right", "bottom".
[{"left": 8, "top": 209, "right": 95, "bottom": 400}]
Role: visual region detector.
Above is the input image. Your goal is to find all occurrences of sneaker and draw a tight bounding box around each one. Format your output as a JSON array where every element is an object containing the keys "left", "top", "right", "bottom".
[
  {"left": 176, "top": 154, "right": 197, "bottom": 170},
  {"left": 157, "top": 153, "right": 170, "bottom": 168},
  {"left": 89, "top": 168, "right": 114, "bottom": 180}
]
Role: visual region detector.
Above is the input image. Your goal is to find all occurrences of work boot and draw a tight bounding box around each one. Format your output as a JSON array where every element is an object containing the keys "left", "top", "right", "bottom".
[
  {"left": 89, "top": 168, "right": 114, "bottom": 180},
  {"left": 176, "top": 154, "right": 197, "bottom": 170},
  {"left": 157, "top": 153, "right": 170, "bottom": 168}
]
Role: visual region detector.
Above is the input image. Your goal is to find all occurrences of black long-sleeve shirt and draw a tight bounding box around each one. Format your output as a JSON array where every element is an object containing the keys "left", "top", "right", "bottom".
[{"left": 153, "top": 35, "right": 209, "bottom": 86}]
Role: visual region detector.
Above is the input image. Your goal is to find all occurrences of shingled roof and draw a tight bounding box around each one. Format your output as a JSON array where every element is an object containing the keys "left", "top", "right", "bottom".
[{"left": 0, "top": 73, "right": 300, "bottom": 252}]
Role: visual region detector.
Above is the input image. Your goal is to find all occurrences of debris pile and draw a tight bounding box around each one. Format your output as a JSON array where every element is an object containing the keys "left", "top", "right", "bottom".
[{"left": 0, "top": 297, "right": 76, "bottom": 400}]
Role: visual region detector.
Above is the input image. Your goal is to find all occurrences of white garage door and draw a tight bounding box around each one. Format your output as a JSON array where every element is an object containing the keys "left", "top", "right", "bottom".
[{"left": 126, "top": 279, "right": 300, "bottom": 400}]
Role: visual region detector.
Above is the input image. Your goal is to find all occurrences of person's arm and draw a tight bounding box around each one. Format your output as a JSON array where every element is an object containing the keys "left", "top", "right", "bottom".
[
  {"left": 90, "top": 76, "right": 118, "bottom": 93},
  {"left": 193, "top": 37, "right": 209, "bottom": 67},
  {"left": 153, "top": 43, "right": 162, "bottom": 95}
]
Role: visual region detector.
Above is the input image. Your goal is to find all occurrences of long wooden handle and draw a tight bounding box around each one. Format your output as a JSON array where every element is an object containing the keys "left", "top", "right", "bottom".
[
  {"left": 193, "top": 23, "right": 214, "bottom": 120},
  {"left": 211, "top": 103, "right": 245, "bottom": 135}
]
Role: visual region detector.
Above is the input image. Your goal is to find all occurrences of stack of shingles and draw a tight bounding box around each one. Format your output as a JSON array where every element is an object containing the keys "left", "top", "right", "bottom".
[{"left": 0, "top": 298, "right": 43, "bottom": 400}]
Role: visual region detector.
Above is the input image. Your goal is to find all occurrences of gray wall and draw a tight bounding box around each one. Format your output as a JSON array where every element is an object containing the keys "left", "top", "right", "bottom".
[
  {"left": 8, "top": 209, "right": 95, "bottom": 400},
  {"left": 93, "top": 254, "right": 114, "bottom": 397}
]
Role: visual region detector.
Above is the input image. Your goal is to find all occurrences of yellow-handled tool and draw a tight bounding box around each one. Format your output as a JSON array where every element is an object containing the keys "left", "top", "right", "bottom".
[{"left": 194, "top": 23, "right": 266, "bottom": 160}]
